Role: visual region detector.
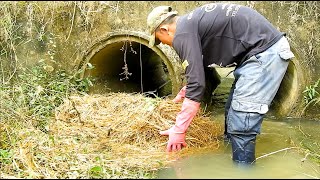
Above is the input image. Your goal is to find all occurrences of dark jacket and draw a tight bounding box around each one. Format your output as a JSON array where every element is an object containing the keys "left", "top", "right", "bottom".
[{"left": 172, "top": 2, "right": 284, "bottom": 102}]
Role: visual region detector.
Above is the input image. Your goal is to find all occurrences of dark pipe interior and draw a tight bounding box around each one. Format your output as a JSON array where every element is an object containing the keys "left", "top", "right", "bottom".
[{"left": 86, "top": 41, "right": 172, "bottom": 97}]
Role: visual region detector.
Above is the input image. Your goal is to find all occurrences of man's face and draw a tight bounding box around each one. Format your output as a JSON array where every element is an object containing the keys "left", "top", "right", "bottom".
[{"left": 155, "top": 25, "right": 174, "bottom": 46}]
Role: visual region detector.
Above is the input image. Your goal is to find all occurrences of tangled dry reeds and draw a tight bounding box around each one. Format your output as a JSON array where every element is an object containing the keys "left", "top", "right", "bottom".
[
  {"left": 54, "top": 93, "right": 222, "bottom": 148},
  {"left": 1, "top": 93, "right": 222, "bottom": 178}
]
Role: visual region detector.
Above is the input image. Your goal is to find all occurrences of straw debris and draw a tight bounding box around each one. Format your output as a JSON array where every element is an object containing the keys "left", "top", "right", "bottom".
[
  {"left": 2, "top": 92, "right": 222, "bottom": 178},
  {"left": 54, "top": 93, "right": 222, "bottom": 150}
]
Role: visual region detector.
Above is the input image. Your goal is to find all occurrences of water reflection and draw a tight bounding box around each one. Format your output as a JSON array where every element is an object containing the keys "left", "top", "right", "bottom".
[{"left": 157, "top": 117, "right": 320, "bottom": 179}]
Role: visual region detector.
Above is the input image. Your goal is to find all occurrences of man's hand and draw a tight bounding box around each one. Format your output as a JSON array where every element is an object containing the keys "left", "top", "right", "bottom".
[
  {"left": 160, "top": 97, "right": 200, "bottom": 152},
  {"left": 160, "top": 127, "right": 187, "bottom": 152}
]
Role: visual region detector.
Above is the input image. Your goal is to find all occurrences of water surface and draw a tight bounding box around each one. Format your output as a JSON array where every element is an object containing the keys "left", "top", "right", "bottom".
[{"left": 157, "top": 115, "right": 320, "bottom": 179}]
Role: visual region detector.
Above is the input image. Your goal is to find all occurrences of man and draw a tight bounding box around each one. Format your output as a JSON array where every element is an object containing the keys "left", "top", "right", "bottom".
[{"left": 146, "top": 2, "right": 294, "bottom": 164}]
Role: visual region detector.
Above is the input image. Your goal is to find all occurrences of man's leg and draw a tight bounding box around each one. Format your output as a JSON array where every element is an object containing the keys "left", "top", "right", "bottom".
[
  {"left": 224, "top": 80, "right": 236, "bottom": 141},
  {"left": 202, "top": 67, "right": 221, "bottom": 107},
  {"left": 227, "top": 36, "right": 293, "bottom": 163},
  {"left": 227, "top": 107, "right": 265, "bottom": 163}
]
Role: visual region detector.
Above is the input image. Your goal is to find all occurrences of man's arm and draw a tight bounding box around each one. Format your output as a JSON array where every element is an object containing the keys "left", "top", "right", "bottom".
[
  {"left": 160, "top": 33, "right": 205, "bottom": 152},
  {"left": 173, "top": 33, "right": 206, "bottom": 103}
]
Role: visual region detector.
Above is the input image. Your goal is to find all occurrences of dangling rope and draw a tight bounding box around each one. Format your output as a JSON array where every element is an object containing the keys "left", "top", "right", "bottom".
[{"left": 139, "top": 38, "right": 143, "bottom": 93}]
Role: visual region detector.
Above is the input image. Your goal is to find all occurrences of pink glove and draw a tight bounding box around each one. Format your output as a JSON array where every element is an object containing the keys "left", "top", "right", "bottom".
[
  {"left": 159, "top": 127, "right": 187, "bottom": 152},
  {"left": 160, "top": 98, "right": 200, "bottom": 152},
  {"left": 173, "top": 86, "right": 186, "bottom": 103}
]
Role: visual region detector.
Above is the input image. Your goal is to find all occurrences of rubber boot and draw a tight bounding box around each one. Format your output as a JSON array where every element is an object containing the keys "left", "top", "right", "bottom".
[{"left": 230, "top": 133, "right": 256, "bottom": 164}]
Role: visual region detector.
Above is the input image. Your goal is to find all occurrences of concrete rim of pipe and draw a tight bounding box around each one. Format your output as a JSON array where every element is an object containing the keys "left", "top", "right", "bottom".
[{"left": 78, "top": 30, "right": 182, "bottom": 96}]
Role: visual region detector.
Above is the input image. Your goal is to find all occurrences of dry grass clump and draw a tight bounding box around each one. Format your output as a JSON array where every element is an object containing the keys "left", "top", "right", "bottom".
[
  {"left": 52, "top": 93, "right": 222, "bottom": 173},
  {"left": 1, "top": 92, "right": 222, "bottom": 178},
  {"left": 54, "top": 93, "right": 221, "bottom": 149}
]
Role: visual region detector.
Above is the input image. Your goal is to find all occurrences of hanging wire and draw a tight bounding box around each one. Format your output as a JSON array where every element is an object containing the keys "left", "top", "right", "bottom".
[{"left": 139, "top": 38, "right": 144, "bottom": 93}]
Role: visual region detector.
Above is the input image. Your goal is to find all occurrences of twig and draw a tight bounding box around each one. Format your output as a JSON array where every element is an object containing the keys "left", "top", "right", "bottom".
[
  {"left": 296, "top": 170, "right": 319, "bottom": 179},
  {"left": 0, "top": 60, "right": 4, "bottom": 83},
  {"left": 4, "top": 126, "right": 12, "bottom": 146},
  {"left": 115, "top": 1, "right": 119, "bottom": 15},
  {"left": 5, "top": 42, "right": 18, "bottom": 83},
  {"left": 65, "top": 1, "right": 77, "bottom": 42},
  {"left": 298, "top": 122, "right": 311, "bottom": 137},
  {"left": 68, "top": 97, "right": 82, "bottom": 123},
  {"left": 253, "top": 147, "right": 298, "bottom": 163}
]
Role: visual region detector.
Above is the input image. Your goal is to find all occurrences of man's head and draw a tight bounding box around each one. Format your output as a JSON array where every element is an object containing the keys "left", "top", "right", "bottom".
[{"left": 147, "top": 6, "right": 178, "bottom": 47}]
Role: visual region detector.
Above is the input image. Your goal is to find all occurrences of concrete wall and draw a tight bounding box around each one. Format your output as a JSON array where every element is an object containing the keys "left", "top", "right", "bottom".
[{"left": 1, "top": 1, "right": 319, "bottom": 117}]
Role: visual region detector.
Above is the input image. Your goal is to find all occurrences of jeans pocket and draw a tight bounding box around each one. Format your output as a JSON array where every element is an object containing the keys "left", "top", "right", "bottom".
[
  {"left": 279, "top": 49, "right": 294, "bottom": 61},
  {"left": 231, "top": 100, "right": 268, "bottom": 114},
  {"left": 227, "top": 100, "right": 265, "bottom": 134},
  {"left": 278, "top": 38, "right": 295, "bottom": 61}
]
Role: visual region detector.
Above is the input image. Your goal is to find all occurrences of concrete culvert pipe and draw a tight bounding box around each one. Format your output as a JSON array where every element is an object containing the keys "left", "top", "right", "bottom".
[
  {"left": 268, "top": 47, "right": 306, "bottom": 118},
  {"left": 79, "top": 31, "right": 305, "bottom": 118},
  {"left": 79, "top": 31, "right": 180, "bottom": 98}
]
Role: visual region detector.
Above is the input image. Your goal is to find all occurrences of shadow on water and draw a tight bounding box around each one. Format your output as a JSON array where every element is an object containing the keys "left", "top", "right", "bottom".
[{"left": 156, "top": 114, "right": 320, "bottom": 179}]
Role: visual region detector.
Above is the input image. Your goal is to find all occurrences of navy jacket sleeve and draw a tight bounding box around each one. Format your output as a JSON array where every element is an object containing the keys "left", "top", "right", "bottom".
[{"left": 173, "top": 33, "right": 206, "bottom": 103}]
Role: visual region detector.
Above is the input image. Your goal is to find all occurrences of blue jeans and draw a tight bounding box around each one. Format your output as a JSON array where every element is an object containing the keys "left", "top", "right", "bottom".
[{"left": 224, "top": 36, "right": 294, "bottom": 163}]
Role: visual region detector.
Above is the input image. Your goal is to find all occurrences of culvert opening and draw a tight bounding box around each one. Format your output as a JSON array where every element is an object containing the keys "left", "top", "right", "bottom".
[{"left": 81, "top": 33, "right": 173, "bottom": 98}]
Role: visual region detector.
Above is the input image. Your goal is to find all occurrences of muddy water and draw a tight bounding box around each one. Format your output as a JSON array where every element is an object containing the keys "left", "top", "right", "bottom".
[{"left": 156, "top": 113, "right": 320, "bottom": 179}]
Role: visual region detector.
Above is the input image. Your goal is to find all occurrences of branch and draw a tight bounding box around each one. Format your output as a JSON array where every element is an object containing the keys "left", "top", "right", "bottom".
[{"left": 253, "top": 147, "right": 299, "bottom": 163}]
